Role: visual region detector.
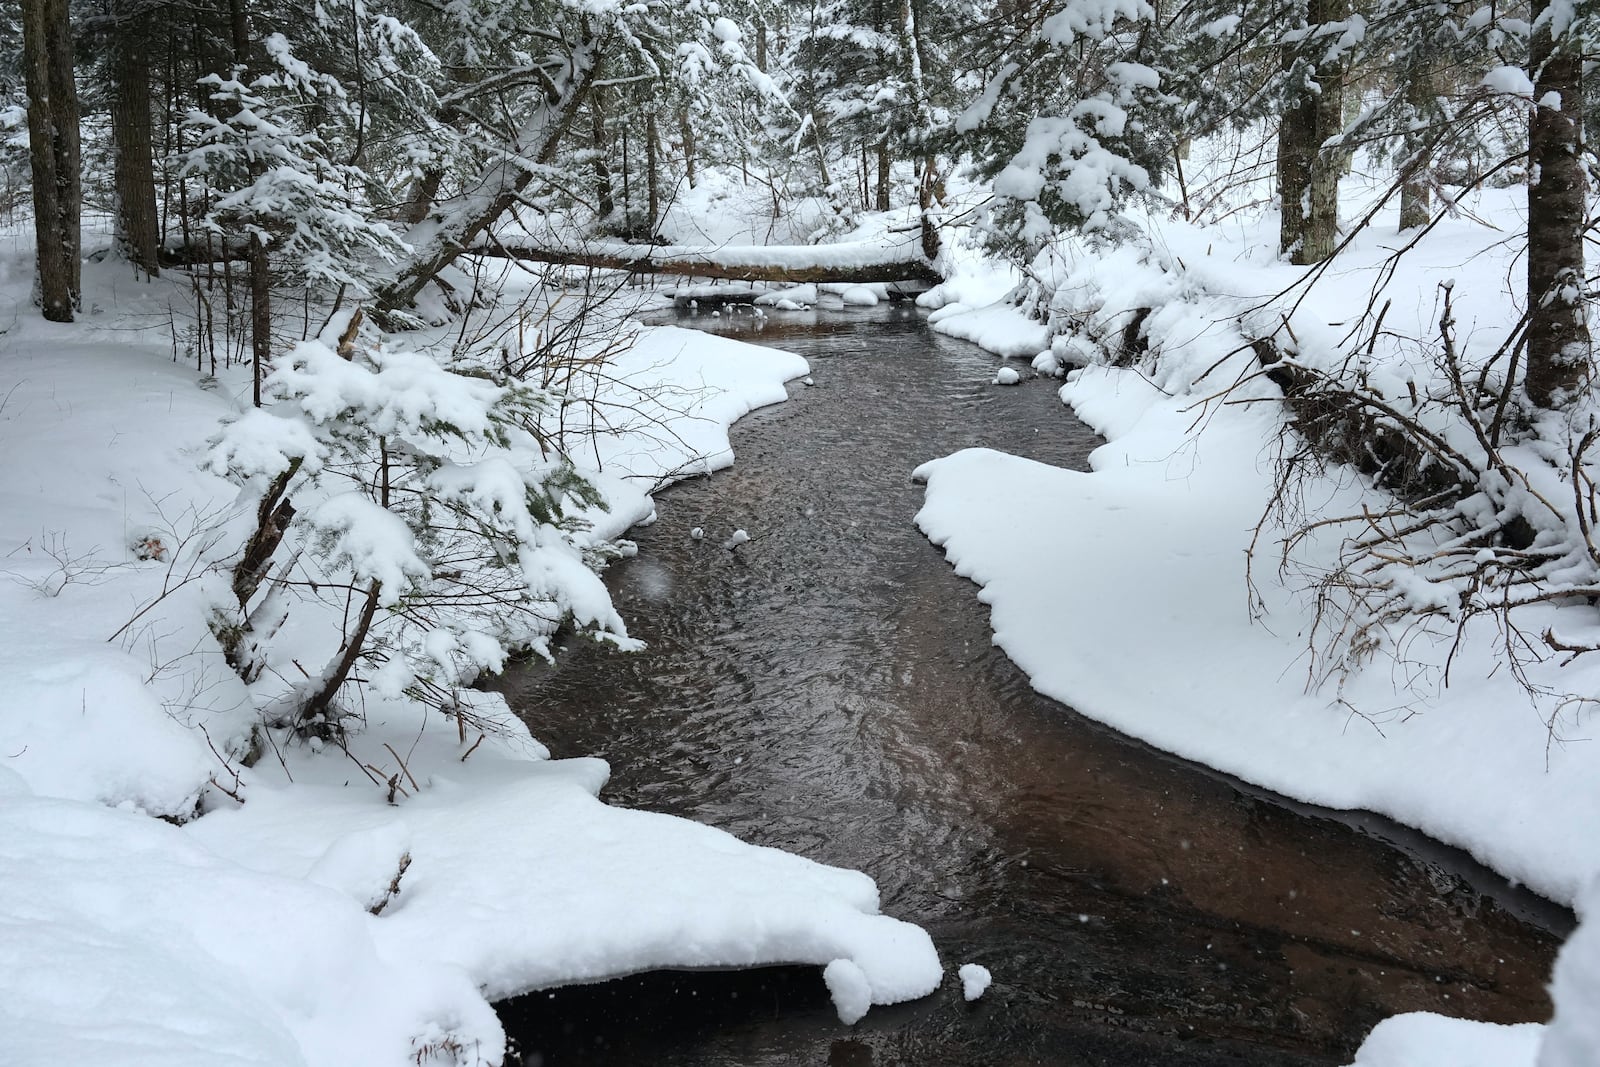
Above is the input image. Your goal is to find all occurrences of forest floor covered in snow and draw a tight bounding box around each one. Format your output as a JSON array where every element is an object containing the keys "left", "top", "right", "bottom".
[
  {"left": 917, "top": 172, "right": 1599, "bottom": 1065},
  {"left": 0, "top": 230, "right": 942, "bottom": 1067},
  {"left": 3, "top": 152, "right": 1597, "bottom": 1066}
]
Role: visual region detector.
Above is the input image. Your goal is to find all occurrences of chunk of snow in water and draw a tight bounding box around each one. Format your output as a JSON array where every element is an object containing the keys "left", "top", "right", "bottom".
[
  {"left": 802, "top": 376, "right": 815, "bottom": 387},
  {"left": 773, "top": 299, "right": 806, "bottom": 311},
  {"left": 690, "top": 527, "right": 705, "bottom": 540},
  {"left": 724, "top": 529, "right": 750, "bottom": 550},
  {"left": 840, "top": 286, "right": 879, "bottom": 307},
  {"left": 824, "top": 958, "right": 872, "bottom": 1024},
  {"left": 1032, "top": 352, "right": 1064, "bottom": 377},
  {"left": 993, "top": 367, "right": 1022, "bottom": 386},
  {"left": 959, "top": 963, "right": 992, "bottom": 1001}
]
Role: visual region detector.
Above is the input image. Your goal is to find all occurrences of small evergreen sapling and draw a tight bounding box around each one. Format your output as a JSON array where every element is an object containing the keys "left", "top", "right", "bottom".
[{"left": 208, "top": 309, "right": 633, "bottom": 738}]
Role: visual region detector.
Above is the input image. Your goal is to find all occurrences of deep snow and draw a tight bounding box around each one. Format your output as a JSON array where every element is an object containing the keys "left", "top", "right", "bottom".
[
  {"left": 918, "top": 177, "right": 1599, "bottom": 1065},
  {"left": 0, "top": 240, "right": 940, "bottom": 1067}
]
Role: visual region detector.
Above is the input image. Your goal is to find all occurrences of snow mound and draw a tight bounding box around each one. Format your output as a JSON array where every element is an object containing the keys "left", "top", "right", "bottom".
[
  {"left": 993, "top": 366, "right": 1022, "bottom": 386},
  {"left": 185, "top": 733, "right": 945, "bottom": 1013},
  {"left": 755, "top": 283, "right": 818, "bottom": 308},
  {"left": 0, "top": 784, "right": 501, "bottom": 1067},
  {"left": 1540, "top": 877, "right": 1600, "bottom": 1067},
  {"left": 840, "top": 286, "right": 880, "bottom": 307},
  {"left": 824, "top": 958, "right": 872, "bottom": 1024},
  {"left": 958, "top": 963, "right": 992, "bottom": 1001},
  {"left": 1346, "top": 1014, "right": 1542, "bottom": 1067},
  {"left": 913, "top": 442, "right": 1600, "bottom": 903}
]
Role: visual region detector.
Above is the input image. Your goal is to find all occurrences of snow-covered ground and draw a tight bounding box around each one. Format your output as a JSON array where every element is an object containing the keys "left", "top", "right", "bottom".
[
  {"left": 0, "top": 237, "right": 940, "bottom": 1066},
  {"left": 918, "top": 175, "right": 1599, "bottom": 1063}
]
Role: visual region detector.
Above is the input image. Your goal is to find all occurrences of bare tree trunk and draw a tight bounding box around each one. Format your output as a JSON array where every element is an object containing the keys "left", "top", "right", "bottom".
[
  {"left": 591, "top": 86, "right": 614, "bottom": 220},
  {"left": 917, "top": 154, "right": 941, "bottom": 260},
  {"left": 875, "top": 141, "right": 891, "bottom": 211},
  {"left": 1397, "top": 59, "right": 1435, "bottom": 231},
  {"left": 1301, "top": 44, "right": 1344, "bottom": 264},
  {"left": 374, "top": 43, "right": 603, "bottom": 319},
  {"left": 1278, "top": 0, "right": 1345, "bottom": 265},
  {"left": 21, "top": 0, "right": 81, "bottom": 322},
  {"left": 401, "top": 169, "right": 444, "bottom": 227},
  {"left": 646, "top": 108, "right": 660, "bottom": 231},
  {"left": 679, "top": 111, "right": 697, "bottom": 189},
  {"left": 1525, "top": 17, "right": 1592, "bottom": 408},
  {"left": 110, "top": 9, "right": 161, "bottom": 276},
  {"left": 1277, "top": 91, "right": 1314, "bottom": 258}
]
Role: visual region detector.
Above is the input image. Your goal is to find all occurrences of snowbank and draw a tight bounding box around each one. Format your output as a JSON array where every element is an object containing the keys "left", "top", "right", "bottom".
[
  {"left": 916, "top": 179, "right": 1600, "bottom": 1064},
  {"left": 916, "top": 189, "right": 1600, "bottom": 907},
  {"left": 184, "top": 713, "right": 940, "bottom": 1011},
  {"left": 0, "top": 247, "right": 935, "bottom": 1067}
]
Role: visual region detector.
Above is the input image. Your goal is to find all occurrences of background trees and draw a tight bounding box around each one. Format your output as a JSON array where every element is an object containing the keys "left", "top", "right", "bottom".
[{"left": 5, "top": 0, "right": 1591, "bottom": 413}]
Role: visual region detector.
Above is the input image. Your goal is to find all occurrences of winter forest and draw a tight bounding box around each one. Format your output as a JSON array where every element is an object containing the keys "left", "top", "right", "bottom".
[{"left": 1, "top": 0, "right": 1597, "bottom": 1063}]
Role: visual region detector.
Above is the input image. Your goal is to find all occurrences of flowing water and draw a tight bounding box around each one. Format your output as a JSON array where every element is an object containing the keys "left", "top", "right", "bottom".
[{"left": 493, "top": 304, "right": 1565, "bottom": 1066}]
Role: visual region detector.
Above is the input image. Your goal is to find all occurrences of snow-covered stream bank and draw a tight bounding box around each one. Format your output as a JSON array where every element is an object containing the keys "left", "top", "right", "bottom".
[
  {"left": 916, "top": 194, "right": 1600, "bottom": 1066},
  {"left": 0, "top": 262, "right": 940, "bottom": 1066},
  {"left": 494, "top": 306, "right": 1561, "bottom": 1065}
]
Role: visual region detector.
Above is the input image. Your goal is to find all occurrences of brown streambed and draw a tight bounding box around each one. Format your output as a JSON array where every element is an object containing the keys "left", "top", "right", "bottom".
[{"left": 493, "top": 304, "right": 1565, "bottom": 1066}]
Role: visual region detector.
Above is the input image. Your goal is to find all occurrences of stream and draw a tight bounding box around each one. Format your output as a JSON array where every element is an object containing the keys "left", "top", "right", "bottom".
[{"left": 493, "top": 304, "right": 1566, "bottom": 1066}]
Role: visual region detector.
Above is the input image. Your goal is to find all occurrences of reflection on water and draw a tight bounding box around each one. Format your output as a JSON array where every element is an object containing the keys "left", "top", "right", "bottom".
[{"left": 494, "top": 303, "right": 1563, "bottom": 1066}]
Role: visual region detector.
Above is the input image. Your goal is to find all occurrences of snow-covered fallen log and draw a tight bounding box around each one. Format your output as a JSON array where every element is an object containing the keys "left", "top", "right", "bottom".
[{"left": 475, "top": 237, "right": 943, "bottom": 285}]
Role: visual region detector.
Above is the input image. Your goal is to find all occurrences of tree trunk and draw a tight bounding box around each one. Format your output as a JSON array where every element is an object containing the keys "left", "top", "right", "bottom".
[
  {"left": 110, "top": 10, "right": 161, "bottom": 276},
  {"left": 249, "top": 235, "right": 270, "bottom": 407},
  {"left": 21, "top": 0, "right": 82, "bottom": 322},
  {"left": 875, "top": 141, "right": 891, "bottom": 211},
  {"left": 591, "top": 86, "right": 614, "bottom": 220},
  {"left": 1397, "top": 59, "right": 1436, "bottom": 231},
  {"left": 917, "top": 154, "right": 941, "bottom": 260},
  {"left": 1277, "top": 92, "right": 1314, "bottom": 258},
  {"left": 476, "top": 241, "right": 942, "bottom": 284},
  {"left": 1525, "top": 17, "right": 1591, "bottom": 408},
  {"left": 679, "top": 111, "right": 697, "bottom": 189},
  {"left": 374, "top": 42, "right": 603, "bottom": 319},
  {"left": 1301, "top": 45, "right": 1344, "bottom": 264},
  {"left": 1278, "top": 0, "right": 1345, "bottom": 265},
  {"left": 645, "top": 109, "right": 660, "bottom": 231}
]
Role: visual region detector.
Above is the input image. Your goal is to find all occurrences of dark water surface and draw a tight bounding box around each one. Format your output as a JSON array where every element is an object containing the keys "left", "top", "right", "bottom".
[{"left": 494, "top": 304, "right": 1564, "bottom": 1066}]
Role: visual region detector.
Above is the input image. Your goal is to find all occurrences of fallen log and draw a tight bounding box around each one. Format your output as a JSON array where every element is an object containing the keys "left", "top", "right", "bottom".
[{"left": 476, "top": 240, "right": 943, "bottom": 286}]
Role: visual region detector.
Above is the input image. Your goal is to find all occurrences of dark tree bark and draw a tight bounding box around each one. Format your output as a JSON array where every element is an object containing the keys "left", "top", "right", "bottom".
[
  {"left": 1278, "top": 0, "right": 1346, "bottom": 265},
  {"left": 109, "top": 5, "right": 161, "bottom": 276},
  {"left": 875, "top": 141, "right": 891, "bottom": 211},
  {"left": 224, "top": 0, "right": 271, "bottom": 405},
  {"left": 1525, "top": 17, "right": 1592, "bottom": 408},
  {"left": 21, "top": 0, "right": 82, "bottom": 322},
  {"left": 645, "top": 108, "right": 660, "bottom": 231},
  {"left": 679, "top": 110, "right": 697, "bottom": 188},
  {"left": 476, "top": 242, "right": 942, "bottom": 284},
  {"left": 1397, "top": 58, "right": 1437, "bottom": 231},
  {"left": 591, "top": 86, "right": 614, "bottom": 219}
]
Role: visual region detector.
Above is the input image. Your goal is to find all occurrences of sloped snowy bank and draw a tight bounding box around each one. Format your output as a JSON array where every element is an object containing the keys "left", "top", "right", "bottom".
[
  {"left": 918, "top": 189, "right": 1599, "bottom": 1062},
  {"left": 0, "top": 261, "right": 939, "bottom": 1067}
]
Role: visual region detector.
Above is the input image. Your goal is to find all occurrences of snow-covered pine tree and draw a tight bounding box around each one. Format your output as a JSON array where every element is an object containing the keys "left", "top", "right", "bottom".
[
  {"left": 373, "top": 0, "right": 768, "bottom": 320},
  {"left": 955, "top": 0, "right": 1171, "bottom": 255},
  {"left": 208, "top": 309, "right": 632, "bottom": 737}
]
